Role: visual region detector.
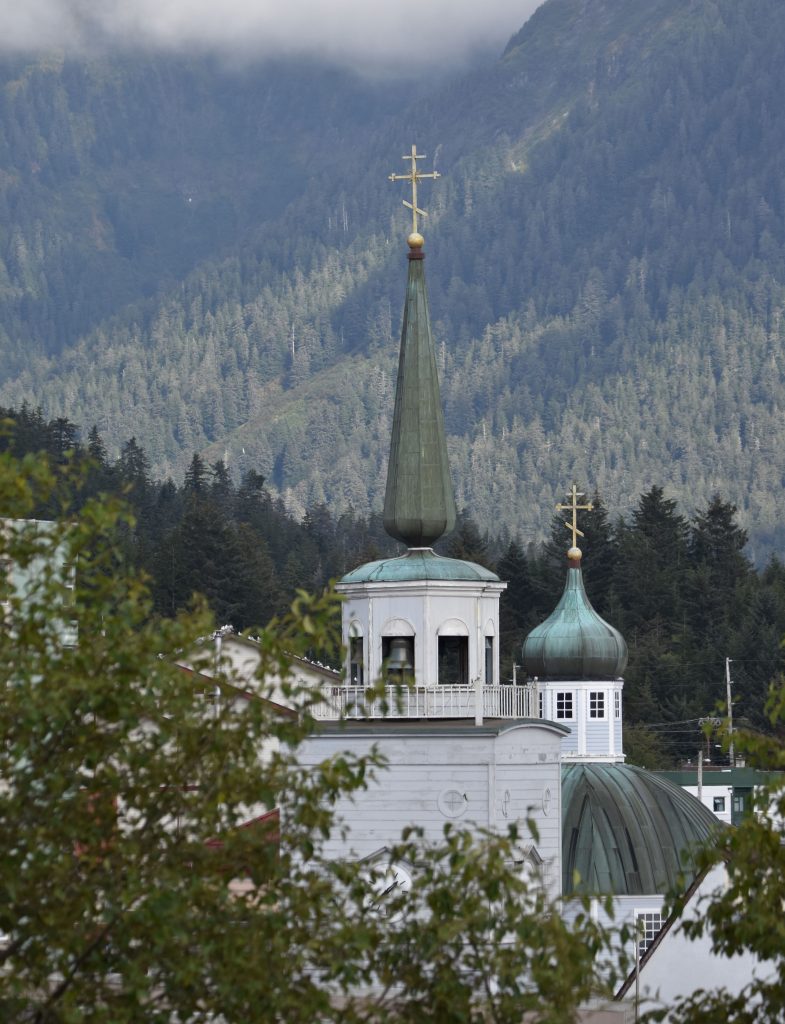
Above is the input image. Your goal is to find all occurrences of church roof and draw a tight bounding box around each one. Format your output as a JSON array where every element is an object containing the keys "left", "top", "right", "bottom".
[
  {"left": 562, "top": 762, "right": 720, "bottom": 896},
  {"left": 523, "top": 559, "right": 627, "bottom": 680},
  {"left": 309, "top": 717, "right": 569, "bottom": 738},
  {"left": 339, "top": 547, "right": 499, "bottom": 584},
  {"left": 382, "top": 241, "right": 456, "bottom": 549}
]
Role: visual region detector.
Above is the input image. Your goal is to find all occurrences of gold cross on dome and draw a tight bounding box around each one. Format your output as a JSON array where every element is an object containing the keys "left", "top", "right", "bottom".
[
  {"left": 555, "top": 484, "right": 594, "bottom": 550},
  {"left": 388, "top": 144, "right": 441, "bottom": 235}
]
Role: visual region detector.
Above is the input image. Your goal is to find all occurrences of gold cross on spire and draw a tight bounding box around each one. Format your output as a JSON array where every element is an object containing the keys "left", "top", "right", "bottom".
[
  {"left": 388, "top": 144, "right": 441, "bottom": 236},
  {"left": 555, "top": 484, "right": 594, "bottom": 553}
]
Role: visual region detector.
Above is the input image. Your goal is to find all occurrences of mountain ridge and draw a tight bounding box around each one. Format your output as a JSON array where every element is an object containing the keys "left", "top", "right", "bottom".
[{"left": 2, "top": 0, "right": 785, "bottom": 559}]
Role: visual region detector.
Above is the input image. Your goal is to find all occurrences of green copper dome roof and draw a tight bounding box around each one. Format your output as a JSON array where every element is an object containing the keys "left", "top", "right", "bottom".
[
  {"left": 522, "top": 562, "right": 627, "bottom": 680},
  {"left": 562, "top": 763, "right": 720, "bottom": 896},
  {"left": 382, "top": 247, "right": 456, "bottom": 548},
  {"left": 340, "top": 548, "right": 499, "bottom": 584}
]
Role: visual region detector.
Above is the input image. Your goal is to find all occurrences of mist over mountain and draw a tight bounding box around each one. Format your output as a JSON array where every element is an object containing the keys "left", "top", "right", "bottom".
[
  {"left": 0, "top": 0, "right": 541, "bottom": 73},
  {"left": 2, "top": 0, "right": 785, "bottom": 560}
]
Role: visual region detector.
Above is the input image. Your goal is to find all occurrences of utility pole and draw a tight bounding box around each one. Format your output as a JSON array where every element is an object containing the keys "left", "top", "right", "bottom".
[
  {"left": 726, "top": 657, "right": 734, "bottom": 768},
  {"left": 698, "top": 749, "right": 703, "bottom": 804}
]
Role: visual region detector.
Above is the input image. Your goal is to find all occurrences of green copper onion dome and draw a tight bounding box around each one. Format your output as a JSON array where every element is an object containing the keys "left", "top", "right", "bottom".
[
  {"left": 522, "top": 553, "right": 627, "bottom": 680},
  {"left": 562, "top": 763, "right": 720, "bottom": 896},
  {"left": 382, "top": 235, "right": 456, "bottom": 548}
]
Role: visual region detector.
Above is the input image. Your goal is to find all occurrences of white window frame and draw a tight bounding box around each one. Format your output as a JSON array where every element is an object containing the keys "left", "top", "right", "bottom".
[
  {"left": 635, "top": 910, "right": 664, "bottom": 959},
  {"left": 589, "top": 691, "right": 606, "bottom": 719},
  {"left": 555, "top": 691, "right": 574, "bottom": 720}
]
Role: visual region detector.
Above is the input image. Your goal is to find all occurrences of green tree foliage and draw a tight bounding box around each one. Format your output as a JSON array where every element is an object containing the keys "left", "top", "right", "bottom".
[
  {"left": 496, "top": 539, "right": 537, "bottom": 681},
  {"left": 440, "top": 509, "right": 495, "bottom": 570},
  {"left": 0, "top": 449, "right": 622, "bottom": 1022}
]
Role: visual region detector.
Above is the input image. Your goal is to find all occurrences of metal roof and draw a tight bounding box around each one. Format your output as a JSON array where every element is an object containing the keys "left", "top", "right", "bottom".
[
  {"left": 562, "top": 762, "right": 720, "bottom": 896},
  {"left": 339, "top": 548, "right": 500, "bottom": 585},
  {"left": 523, "top": 564, "right": 627, "bottom": 680},
  {"left": 310, "top": 717, "right": 569, "bottom": 738},
  {"left": 382, "top": 249, "right": 456, "bottom": 548},
  {"left": 657, "top": 767, "right": 783, "bottom": 788}
]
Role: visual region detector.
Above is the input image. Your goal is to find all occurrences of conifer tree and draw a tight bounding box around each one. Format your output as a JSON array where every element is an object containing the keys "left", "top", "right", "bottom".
[
  {"left": 612, "top": 485, "right": 689, "bottom": 632},
  {"left": 442, "top": 511, "right": 495, "bottom": 570},
  {"left": 497, "top": 539, "right": 535, "bottom": 681},
  {"left": 183, "top": 452, "right": 208, "bottom": 495}
]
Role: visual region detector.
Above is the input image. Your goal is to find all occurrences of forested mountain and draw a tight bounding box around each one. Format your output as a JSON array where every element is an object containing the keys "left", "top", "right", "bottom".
[{"left": 2, "top": 0, "right": 785, "bottom": 559}]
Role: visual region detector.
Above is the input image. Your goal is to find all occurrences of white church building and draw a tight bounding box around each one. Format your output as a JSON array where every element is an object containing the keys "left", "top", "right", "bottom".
[
  {"left": 293, "top": 157, "right": 718, "bottom": 965},
  {"left": 186, "top": 153, "right": 757, "bottom": 1019}
]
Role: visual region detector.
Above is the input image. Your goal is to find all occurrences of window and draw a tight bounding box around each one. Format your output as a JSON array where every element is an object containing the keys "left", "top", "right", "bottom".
[
  {"left": 484, "top": 636, "right": 494, "bottom": 685},
  {"left": 538, "top": 691, "right": 544, "bottom": 718},
  {"left": 636, "top": 911, "right": 664, "bottom": 959},
  {"left": 349, "top": 636, "right": 364, "bottom": 686},
  {"left": 589, "top": 691, "right": 606, "bottom": 719},
  {"left": 614, "top": 691, "right": 621, "bottom": 719},
  {"left": 438, "top": 636, "right": 468, "bottom": 685},
  {"left": 713, "top": 796, "right": 726, "bottom": 813},
  {"left": 555, "top": 692, "right": 574, "bottom": 719}
]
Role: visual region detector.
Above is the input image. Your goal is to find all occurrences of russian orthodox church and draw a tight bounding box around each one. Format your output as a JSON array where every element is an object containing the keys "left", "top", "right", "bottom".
[{"left": 297, "top": 147, "right": 718, "bottom": 940}]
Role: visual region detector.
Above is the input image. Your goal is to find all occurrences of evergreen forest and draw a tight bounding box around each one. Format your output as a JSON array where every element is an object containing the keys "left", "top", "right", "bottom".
[
  {"left": 5, "top": 404, "right": 784, "bottom": 770},
  {"left": 2, "top": 0, "right": 785, "bottom": 558}
]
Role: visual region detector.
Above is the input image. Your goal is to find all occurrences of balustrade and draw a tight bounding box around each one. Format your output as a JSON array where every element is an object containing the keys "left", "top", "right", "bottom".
[{"left": 313, "top": 683, "right": 539, "bottom": 721}]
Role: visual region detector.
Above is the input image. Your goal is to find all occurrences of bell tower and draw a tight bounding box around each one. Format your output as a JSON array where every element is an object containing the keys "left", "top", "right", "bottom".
[{"left": 333, "top": 147, "right": 515, "bottom": 718}]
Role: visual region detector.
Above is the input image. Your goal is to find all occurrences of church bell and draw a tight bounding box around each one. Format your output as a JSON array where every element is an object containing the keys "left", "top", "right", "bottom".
[{"left": 386, "top": 637, "right": 414, "bottom": 678}]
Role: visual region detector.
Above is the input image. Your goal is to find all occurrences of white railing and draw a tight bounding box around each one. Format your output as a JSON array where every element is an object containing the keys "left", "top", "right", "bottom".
[{"left": 312, "top": 683, "right": 539, "bottom": 721}]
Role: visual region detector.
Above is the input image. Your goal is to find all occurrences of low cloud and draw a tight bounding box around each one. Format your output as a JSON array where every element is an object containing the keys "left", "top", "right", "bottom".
[{"left": 0, "top": 0, "right": 543, "bottom": 72}]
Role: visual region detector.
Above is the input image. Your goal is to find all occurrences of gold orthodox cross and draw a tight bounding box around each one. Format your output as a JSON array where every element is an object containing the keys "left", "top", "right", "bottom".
[
  {"left": 388, "top": 144, "right": 441, "bottom": 234},
  {"left": 555, "top": 484, "right": 593, "bottom": 549}
]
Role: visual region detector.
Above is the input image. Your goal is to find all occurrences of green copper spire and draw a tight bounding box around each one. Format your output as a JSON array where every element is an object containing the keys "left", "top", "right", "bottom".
[{"left": 383, "top": 235, "right": 456, "bottom": 548}]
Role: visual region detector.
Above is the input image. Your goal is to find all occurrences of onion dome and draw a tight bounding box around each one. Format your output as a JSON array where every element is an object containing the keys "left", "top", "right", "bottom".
[
  {"left": 340, "top": 547, "right": 499, "bottom": 585},
  {"left": 562, "top": 763, "right": 720, "bottom": 896},
  {"left": 522, "top": 551, "right": 627, "bottom": 680}
]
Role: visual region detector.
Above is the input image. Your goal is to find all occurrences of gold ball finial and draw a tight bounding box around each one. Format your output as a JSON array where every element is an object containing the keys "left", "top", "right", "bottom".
[
  {"left": 568, "top": 546, "right": 582, "bottom": 562},
  {"left": 407, "top": 231, "right": 424, "bottom": 250}
]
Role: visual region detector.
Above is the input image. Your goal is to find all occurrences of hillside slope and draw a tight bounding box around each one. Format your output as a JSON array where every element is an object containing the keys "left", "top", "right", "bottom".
[{"left": 2, "top": 0, "right": 785, "bottom": 558}]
